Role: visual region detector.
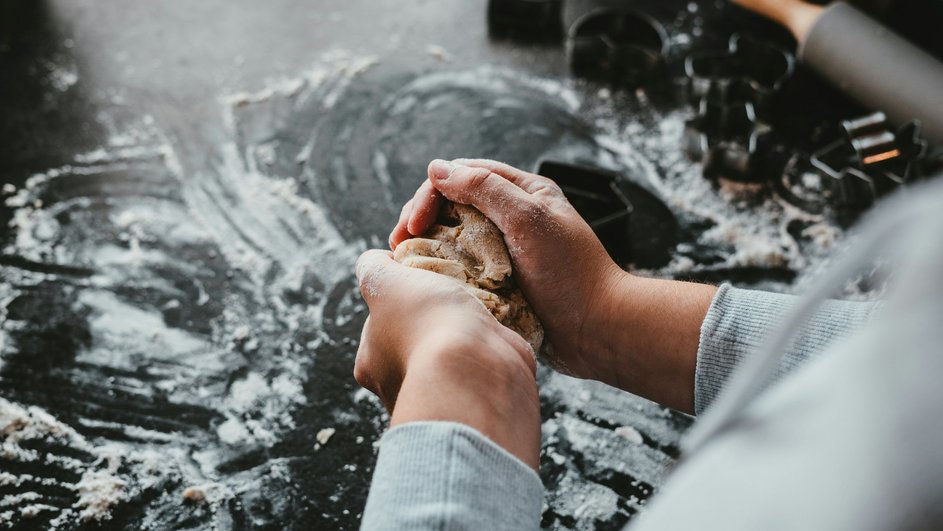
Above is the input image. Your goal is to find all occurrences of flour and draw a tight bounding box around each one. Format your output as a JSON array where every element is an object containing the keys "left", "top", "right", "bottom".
[
  {"left": 0, "top": 52, "right": 380, "bottom": 527},
  {"left": 221, "top": 50, "right": 379, "bottom": 113},
  {"left": 614, "top": 426, "right": 644, "bottom": 445},
  {"left": 73, "top": 451, "right": 127, "bottom": 522},
  {"left": 591, "top": 106, "right": 845, "bottom": 289},
  {"left": 46, "top": 59, "right": 78, "bottom": 92},
  {"left": 426, "top": 45, "right": 452, "bottom": 62},
  {"left": 0, "top": 399, "right": 131, "bottom": 526}
]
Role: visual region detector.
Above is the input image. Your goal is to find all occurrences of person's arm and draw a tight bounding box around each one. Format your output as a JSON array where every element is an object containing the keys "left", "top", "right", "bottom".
[
  {"left": 393, "top": 159, "right": 716, "bottom": 413},
  {"left": 392, "top": 159, "right": 877, "bottom": 414},
  {"left": 356, "top": 159, "right": 877, "bottom": 529},
  {"left": 354, "top": 250, "right": 543, "bottom": 529}
]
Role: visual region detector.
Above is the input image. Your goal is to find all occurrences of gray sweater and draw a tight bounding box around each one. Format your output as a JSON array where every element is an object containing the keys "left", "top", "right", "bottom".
[{"left": 360, "top": 179, "right": 943, "bottom": 530}]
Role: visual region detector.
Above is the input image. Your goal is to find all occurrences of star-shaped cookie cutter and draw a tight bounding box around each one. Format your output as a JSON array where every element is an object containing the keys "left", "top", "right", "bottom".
[
  {"left": 566, "top": 8, "right": 668, "bottom": 87},
  {"left": 812, "top": 112, "right": 929, "bottom": 225}
]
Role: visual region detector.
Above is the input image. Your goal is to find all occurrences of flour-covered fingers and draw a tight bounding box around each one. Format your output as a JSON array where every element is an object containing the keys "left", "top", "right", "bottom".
[
  {"left": 452, "top": 158, "right": 564, "bottom": 198},
  {"left": 427, "top": 159, "right": 540, "bottom": 233}
]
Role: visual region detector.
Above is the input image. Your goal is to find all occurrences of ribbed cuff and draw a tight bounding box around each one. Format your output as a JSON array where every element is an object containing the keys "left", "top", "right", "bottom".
[
  {"left": 361, "top": 421, "right": 543, "bottom": 530},
  {"left": 694, "top": 284, "right": 875, "bottom": 415}
]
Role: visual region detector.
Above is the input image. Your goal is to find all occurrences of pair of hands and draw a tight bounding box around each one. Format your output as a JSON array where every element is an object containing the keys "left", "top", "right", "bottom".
[{"left": 354, "top": 159, "right": 716, "bottom": 467}]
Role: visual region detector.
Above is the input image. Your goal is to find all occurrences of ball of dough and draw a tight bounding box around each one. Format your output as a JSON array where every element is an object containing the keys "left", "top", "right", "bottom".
[{"left": 393, "top": 202, "right": 544, "bottom": 355}]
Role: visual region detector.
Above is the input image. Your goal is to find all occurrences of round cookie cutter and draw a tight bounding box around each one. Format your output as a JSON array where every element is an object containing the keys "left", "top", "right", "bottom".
[{"left": 566, "top": 8, "right": 668, "bottom": 87}]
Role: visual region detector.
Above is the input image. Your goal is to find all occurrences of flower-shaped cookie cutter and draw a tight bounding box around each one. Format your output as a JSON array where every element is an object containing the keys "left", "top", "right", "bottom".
[
  {"left": 682, "top": 96, "right": 777, "bottom": 183},
  {"left": 566, "top": 8, "right": 668, "bottom": 86},
  {"left": 812, "top": 112, "right": 929, "bottom": 225},
  {"left": 487, "top": 0, "right": 563, "bottom": 40},
  {"left": 684, "top": 34, "right": 795, "bottom": 118}
]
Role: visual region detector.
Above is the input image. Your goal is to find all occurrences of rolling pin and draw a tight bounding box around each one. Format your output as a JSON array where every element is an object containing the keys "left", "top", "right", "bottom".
[{"left": 734, "top": 0, "right": 943, "bottom": 144}]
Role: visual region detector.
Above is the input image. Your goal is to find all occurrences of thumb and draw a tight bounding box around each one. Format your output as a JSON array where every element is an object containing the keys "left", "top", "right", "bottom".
[{"left": 427, "top": 159, "right": 537, "bottom": 232}]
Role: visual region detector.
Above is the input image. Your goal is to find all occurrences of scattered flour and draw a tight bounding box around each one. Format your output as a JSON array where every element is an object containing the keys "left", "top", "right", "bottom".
[
  {"left": 0, "top": 53, "right": 377, "bottom": 527},
  {"left": 0, "top": 398, "right": 131, "bottom": 526},
  {"left": 426, "top": 44, "right": 452, "bottom": 62}
]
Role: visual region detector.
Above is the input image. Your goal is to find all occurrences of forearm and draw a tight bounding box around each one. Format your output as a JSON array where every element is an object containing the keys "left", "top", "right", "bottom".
[
  {"left": 390, "top": 330, "right": 542, "bottom": 469},
  {"left": 363, "top": 323, "right": 543, "bottom": 529},
  {"left": 585, "top": 276, "right": 876, "bottom": 416},
  {"left": 587, "top": 271, "right": 717, "bottom": 414}
]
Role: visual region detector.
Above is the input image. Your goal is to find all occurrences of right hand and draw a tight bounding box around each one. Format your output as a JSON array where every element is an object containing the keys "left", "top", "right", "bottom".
[{"left": 389, "top": 158, "right": 628, "bottom": 380}]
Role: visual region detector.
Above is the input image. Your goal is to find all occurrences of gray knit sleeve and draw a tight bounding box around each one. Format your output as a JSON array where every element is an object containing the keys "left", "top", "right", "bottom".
[
  {"left": 360, "top": 421, "right": 543, "bottom": 530},
  {"left": 694, "top": 284, "right": 875, "bottom": 414}
]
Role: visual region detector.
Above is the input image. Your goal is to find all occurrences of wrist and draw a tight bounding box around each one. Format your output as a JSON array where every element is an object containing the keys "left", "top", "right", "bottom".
[
  {"left": 390, "top": 328, "right": 541, "bottom": 469},
  {"left": 583, "top": 274, "right": 717, "bottom": 413},
  {"left": 578, "top": 265, "right": 637, "bottom": 380}
]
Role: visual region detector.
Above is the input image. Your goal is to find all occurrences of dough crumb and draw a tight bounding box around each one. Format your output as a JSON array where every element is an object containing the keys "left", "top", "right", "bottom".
[
  {"left": 614, "top": 426, "right": 644, "bottom": 445},
  {"left": 315, "top": 427, "right": 336, "bottom": 448},
  {"left": 182, "top": 486, "right": 207, "bottom": 503}
]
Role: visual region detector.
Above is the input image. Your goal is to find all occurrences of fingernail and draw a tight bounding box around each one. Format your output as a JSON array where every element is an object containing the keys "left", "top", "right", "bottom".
[{"left": 429, "top": 159, "right": 457, "bottom": 180}]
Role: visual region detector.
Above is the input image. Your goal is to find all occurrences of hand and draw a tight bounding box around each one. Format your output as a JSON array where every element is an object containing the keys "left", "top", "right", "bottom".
[
  {"left": 354, "top": 249, "right": 541, "bottom": 468},
  {"left": 390, "top": 159, "right": 718, "bottom": 413},
  {"left": 390, "top": 159, "right": 624, "bottom": 380}
]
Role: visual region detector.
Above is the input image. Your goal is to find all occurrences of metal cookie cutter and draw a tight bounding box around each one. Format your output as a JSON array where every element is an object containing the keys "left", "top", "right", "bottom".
[
  {"left": 566, "top": 8, "right": 668, "bottom": 87},
  {"left": 487, "top": 0, "right": 563, "bottom": 41},
  {"left": 536, "top": 160, "right": 679, "bottom": 268},
  {"left": 682, "top": 95, "right": 777, "bottom": 183},
  {"left": 684, "top": 34, "right": 795, "bottom": 118},
  {"left": 812, "top": 112, "right": 929, "bottom": 225}
]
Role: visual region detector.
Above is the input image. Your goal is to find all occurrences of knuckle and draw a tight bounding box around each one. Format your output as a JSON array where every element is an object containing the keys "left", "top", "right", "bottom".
[
  {"left": 352, "top": 361, "right": 369, "bottom": 387},
  {"left": 461, "top": 166, "right": 494, "bottom": 191},
  {"left": 536, "top": 176, "right": 563, "bottom": 193},
  {"left": 514, "top": 200, "right": 547, "bottom": 225}
]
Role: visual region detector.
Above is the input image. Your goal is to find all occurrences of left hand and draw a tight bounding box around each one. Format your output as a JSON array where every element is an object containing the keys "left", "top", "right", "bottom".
[{"left": 354, "top": 249, "right": 542, "bottom": 469}]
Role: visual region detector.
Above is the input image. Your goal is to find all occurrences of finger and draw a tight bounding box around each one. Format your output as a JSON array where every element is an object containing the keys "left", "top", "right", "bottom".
[
  {"left": 353, "top": 315, "right": 375, "bottom": 389},
  {"left": 389, "top": 200, "right": 414, "bottom": 250},
  {"left": 406, "top": 178, "right": 443, "bottom": 237},
  {"left": 355, "top": 249, "right": 398, "bottom": 303},
  {"left": 427, "top": 159, "right": 537, "bottom": 231},
  {"left": 452, "top": 158, "right": 563, "bottom": 197}
]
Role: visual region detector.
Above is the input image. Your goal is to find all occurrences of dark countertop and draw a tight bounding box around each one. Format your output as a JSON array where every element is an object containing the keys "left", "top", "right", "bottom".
[{"left": 2, "top": 1, "right": 939, "bottom": 529}]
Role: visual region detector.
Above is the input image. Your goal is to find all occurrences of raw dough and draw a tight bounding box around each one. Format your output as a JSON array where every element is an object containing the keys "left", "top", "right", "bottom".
[{"left": 393, "top": 202, "right": 544, "bottom": 354}]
